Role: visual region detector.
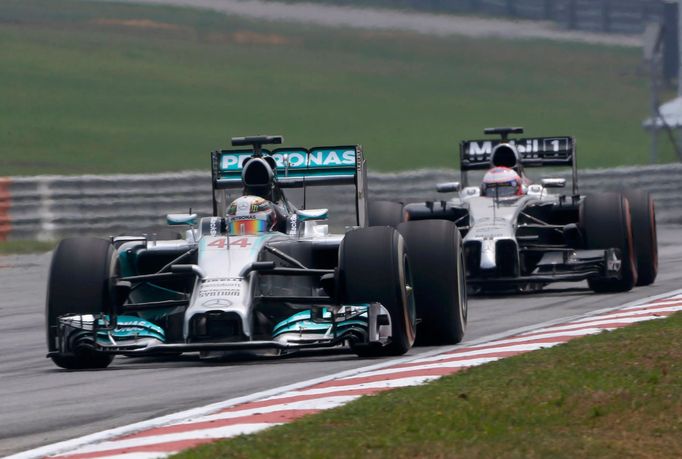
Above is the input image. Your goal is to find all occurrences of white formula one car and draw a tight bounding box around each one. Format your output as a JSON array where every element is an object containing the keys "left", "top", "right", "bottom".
[
  {"left": 370, "top": 127, "right": 657, "bottom": 294},
  {"left": 46, "top": 136, "right": 467, "bottom": 369}
]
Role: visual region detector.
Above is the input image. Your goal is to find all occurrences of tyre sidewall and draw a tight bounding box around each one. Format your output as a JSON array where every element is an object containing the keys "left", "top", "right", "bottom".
[
  {"left": 46, "top": 238, "right": 117, "bottom": 368},
  {"left": 339, "top": 227, "right": 415, "bottom": 355},
  {"left": 624, "top": 190, "right": 658, "bottom": 286},
  {"left": 581, "top": 193, "right": 637, "bottom": 292},
  {"left": 398, "top": 220, "right": 466, "bottom": 345}
]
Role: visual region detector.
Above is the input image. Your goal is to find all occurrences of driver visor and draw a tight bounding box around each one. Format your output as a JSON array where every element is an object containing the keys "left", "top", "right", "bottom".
[
  {"left": 228, "top": 218, "right": 267, "bottom": 235},
  {"left": 482, "top": 181, "right": 519, "bottom": 197}
]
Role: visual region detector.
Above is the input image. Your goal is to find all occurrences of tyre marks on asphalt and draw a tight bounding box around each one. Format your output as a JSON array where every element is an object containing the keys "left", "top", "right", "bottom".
[{"left": 13, "top": 293, "right": 682, "bottom": 459}]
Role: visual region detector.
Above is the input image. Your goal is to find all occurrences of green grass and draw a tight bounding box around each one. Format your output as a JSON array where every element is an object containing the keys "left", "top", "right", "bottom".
[
  {"left": 174, "top": 312, "right": 682, "bottom": 459},
  {"left": 0, "top": 0, "right": 675, "bottom": 176},
  {"left": 0, "top": 240, "right": 56, "bottom": 254}
]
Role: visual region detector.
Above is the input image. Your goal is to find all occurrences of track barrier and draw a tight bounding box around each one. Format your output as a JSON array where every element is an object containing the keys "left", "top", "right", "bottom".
[
  {"left": 2, "top": 163, "right": 681, "bottom": 240},
  {"left": 0, "top": 177, "right": 11, "bottom": 241}
]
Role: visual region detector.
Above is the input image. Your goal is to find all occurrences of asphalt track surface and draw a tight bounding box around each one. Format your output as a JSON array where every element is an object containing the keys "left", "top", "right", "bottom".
[{"left": 1, "top": 226, "right": 681, "bottom": 456}]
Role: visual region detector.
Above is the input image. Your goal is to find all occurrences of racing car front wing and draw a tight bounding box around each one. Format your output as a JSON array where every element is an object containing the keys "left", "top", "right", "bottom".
[
  {"left": 467, "top": 248, "right": 622, "bottom": 286},
  {"left": 48, "top": 302, "right": 393, "bottom": 358}
]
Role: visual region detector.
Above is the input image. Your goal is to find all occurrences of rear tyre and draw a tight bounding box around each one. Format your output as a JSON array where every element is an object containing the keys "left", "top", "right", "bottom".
[
  {"left": 624, "top": 190, "right": 658, "bottom": 286},
  {"left": 398, "top": 220, "right": 467, "bottom": 345},
  {"left": 339, "top": 226, "right": 416, "bottom": 357},
  {"left": 46, "top": 238, "right": 117, "bottom": 369},
  {"left": 581, "top": 193, "right": 637, "bottom": 293},
  {"left": 367, "top": 200, "right": 404, "bottom": 228}
]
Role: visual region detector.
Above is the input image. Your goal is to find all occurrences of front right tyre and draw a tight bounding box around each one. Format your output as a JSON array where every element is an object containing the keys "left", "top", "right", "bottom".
[{"left": 46, "top": 238, "right": 117, "bottom": 369}]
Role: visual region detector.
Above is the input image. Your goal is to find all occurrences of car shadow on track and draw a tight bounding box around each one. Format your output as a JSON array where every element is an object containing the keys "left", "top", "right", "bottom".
[
  {"left": 472, "top": 285, "right": 591, "bottom": 300},
  {"left": 76, "top": 346, "right": 362, "bottom": 371}
]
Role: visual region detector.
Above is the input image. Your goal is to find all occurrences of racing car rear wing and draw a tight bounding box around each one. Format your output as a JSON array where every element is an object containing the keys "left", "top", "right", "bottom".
[
  {"left": 210, "top": 144, "right": 368, "bottom": 225},
  {"left": 459, "top": 135, "right": 578, "bottom": 195},
  {"left": 212, "top": 146, "right": 362, "bottom": 189}
]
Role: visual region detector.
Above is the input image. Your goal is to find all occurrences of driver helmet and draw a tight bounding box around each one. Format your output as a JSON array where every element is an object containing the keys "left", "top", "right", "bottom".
[
  {"left": 226, "top": 195, "right": 278, "bottom": 235},
  {"left": 481, "top": 166, "right": 523, "bottom": 198}
]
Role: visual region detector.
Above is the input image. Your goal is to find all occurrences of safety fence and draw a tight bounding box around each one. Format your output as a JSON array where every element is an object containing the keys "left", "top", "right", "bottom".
[
  {"left": 0, "top": 163, "right": 681, "bottom": 241},
  {"left": 296, "top": 0, "right": 665, "bottom": 35}
]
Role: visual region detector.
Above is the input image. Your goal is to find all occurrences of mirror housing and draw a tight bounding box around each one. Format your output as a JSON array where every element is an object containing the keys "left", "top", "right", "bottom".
[
  {"left": 167, "top": 213, "right": 198, "bottom": 226},
  {"left": 436, "top": 182, "right": 461, "bottom": 193},
  {"left": 296, "top": 209, "right": 329, "bottom": 221},
  {"left": 541, "top": 178, "right": 566, "bottom": 188}
]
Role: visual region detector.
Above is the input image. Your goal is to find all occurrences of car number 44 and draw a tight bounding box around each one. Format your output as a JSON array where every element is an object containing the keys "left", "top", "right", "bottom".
[{"left": 207, "top": 238, "right": 251, "bottom": 249}]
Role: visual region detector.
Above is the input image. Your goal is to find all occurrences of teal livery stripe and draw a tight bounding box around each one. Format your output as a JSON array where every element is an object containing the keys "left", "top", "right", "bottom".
[
  {"left": 96, "top": 315, "right": 166, "bottom": 342},
  {"left": 272, "top": 308, "right": 369, "bottom": 338}
]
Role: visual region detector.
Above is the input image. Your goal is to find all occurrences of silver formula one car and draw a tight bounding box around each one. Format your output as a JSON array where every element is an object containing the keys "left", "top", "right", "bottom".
[
  {"left": 371, "top": 127, "right": 657, "bottom": 294},
  {"left": 46, "top": 135, "right": 467, "bottom": 369}
]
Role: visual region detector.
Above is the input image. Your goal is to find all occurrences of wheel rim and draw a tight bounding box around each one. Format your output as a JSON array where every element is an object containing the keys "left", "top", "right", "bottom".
[
  {"left": 458, "top": 244, "right": 468, "bottom": 323},
  {"left": 622, "top": 197, "right": 638, "bottom": 285},
  {"left": 650, "top": 198, "right": 658, "bottom": 272},
  {"left": 403, "top": 253, "right": 417, "bottom": 333}
]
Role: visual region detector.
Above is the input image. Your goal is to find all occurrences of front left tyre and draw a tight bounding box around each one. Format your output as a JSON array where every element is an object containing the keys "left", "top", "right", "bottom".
[
  {"left": 46, "top": 238, "right": 117, "bottom": 369},
  {"left": 624, "top": 189, "right": 658, "bottom": 286},
  {"left": 338, "top": 226, "right": 416, "bottom": 357},
  {"left": 581, "top": 193, "right": 637, "bottom": 293},
  {"left": 398, "top": 220, "right": 467, "bottom": 345}
]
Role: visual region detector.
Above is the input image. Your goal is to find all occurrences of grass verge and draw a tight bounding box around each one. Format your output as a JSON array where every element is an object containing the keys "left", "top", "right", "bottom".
[
  {"left": 174, "top": 311, "right": 682, "bottom": 458},
  {"left": 0, "top": 240, "right": 56, "bottom": 255},
  {"left": 0, "top": 0, "right": 675, "bottom": 175}
]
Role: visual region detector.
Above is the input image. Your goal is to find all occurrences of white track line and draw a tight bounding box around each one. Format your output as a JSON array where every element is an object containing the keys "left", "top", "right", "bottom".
[
  {"left": 178, "top": 395, "right": 360, "bottom": 425},
  {"left": 53, "top": 424, "right": 277, "bottom": 456},
  {"left": 513, "top": 315, "right": 666, "bottom": 337},
  {"left": 530, "top": 312, "right": 675, "bottom": 331},
  {"left": 336, "top": 356, "right": 501, "bottom": 379},
  {"left": 262, "top": 375, "right": 442, "bottom": 400},
  {"left": 82, "top": 454, "right": 170, "bottom": 459},
  {"left": 365, "top": 341, "right": 565, "bottom": 368}
]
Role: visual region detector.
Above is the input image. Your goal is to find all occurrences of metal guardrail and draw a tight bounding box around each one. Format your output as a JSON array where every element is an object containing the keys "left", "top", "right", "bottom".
[
  {"left": 1, "top": 164, "right": 681, "bottom": 241},
  {"left": 303, "top": 0, "right": 664, "bottom": 35}
]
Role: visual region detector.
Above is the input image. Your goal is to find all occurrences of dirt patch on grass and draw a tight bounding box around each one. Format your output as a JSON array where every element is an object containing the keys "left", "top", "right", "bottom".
[
  {"left": 91, "top": 19, "right": 295, "bottom": 47},
  {"left": 203, "top": 30, "right": 297, "bottom": 46},
  {"left": 356, "top": 30, "right": 416, "bottom": 41},
  {"left": 92, "top": 18, "right": 188, "bottom": 32},
  {"left": 233, "top": 30, "right": 294, "bottom": 45}
]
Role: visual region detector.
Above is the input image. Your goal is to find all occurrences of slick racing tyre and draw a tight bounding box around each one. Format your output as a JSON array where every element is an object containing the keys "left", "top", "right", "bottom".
[
  {"left": 581, "top": 193, "right": 637, "bottom": 293},
  {"left": 624, "top": 189, "right": 658, "bottom": 286},
  {"left": 367, "top": 200, "right": 404, "bottom": 228},
  {"left": 398, "top": 220, "right": 467, "bottom": 345},
  {"left": 339, "top": 226, "right": 416, "bottom": 357},
  {"left": 46, "top": 238, "right": 117, "bottom": 369}
]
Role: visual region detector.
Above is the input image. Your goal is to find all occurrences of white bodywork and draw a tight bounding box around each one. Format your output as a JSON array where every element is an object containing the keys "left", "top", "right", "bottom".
[
  {"left": 456, "top": 185, "right": 558, "bottom": 272},
  {"left": 184, "top": 233, "right": 278, "bottom": 340}
]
